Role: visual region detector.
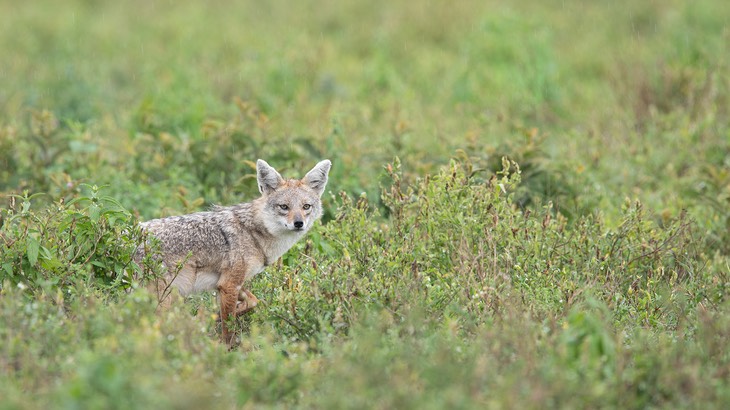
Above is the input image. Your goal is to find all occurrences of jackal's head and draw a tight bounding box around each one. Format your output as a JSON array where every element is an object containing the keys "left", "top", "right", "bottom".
[{"left": 257, "top": 159, "right": 331, "bottom": 235}]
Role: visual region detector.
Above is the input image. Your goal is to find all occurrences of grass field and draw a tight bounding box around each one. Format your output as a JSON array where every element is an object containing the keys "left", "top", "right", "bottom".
[{"left": 1, "top": 0, "right": 729, "bottom": 408}]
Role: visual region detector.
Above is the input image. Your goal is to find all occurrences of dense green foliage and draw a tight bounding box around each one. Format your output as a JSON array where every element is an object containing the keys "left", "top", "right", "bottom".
[{"left": 1, "top": 0, "right": 729, "bottom": 408}]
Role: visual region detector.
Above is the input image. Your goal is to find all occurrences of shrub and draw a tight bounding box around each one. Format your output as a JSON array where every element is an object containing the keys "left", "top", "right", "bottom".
[
  {"left": 253, "top": 157, "right": 709, "bottom": 343},
  {"left": 0, "top": 185, "right": 144, "bottom": 297}
]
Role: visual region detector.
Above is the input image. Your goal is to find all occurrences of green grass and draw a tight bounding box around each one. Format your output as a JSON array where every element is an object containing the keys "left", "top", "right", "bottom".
[{"left": 1, "top": 0, "right": 729, "bottom": 408}]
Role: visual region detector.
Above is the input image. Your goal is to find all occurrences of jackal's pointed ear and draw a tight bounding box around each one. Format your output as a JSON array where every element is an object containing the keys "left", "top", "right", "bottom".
[
  {"left": 303, "top": 159, "right": 331, "bottom": 196},
  {"left": 257, "top": 159, "right": 284, "bottom": 195}
]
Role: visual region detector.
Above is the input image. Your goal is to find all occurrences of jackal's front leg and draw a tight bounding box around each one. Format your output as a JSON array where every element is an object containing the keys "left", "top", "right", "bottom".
[{"left": 217, "top": 282, "right": 239, "bottom": 345}]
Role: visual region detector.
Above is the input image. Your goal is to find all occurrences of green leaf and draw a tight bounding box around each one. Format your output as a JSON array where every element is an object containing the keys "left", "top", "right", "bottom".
[
  {"left": 89, "top": 204, "right": 101, "bottom": 223},
  {"left": 2, "top": 262, "right": 13, "bottom": 277},
  {"left": 40, "top": 246, "right": 53, "bottom": 261},
  {"left": 26, "top": 236, "right": 40, "bottom": 266},
  {"left": 91, "top": 260, "right": 107, "bottom": 269}
]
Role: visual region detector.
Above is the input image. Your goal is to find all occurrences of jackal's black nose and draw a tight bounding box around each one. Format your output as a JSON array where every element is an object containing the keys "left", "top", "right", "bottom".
[{"left": 294, "top": 221, "right": 304, "bottom": 229}]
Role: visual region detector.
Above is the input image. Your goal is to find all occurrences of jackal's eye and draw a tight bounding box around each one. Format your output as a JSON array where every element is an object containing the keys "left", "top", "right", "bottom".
[
  {"left": 279, "top": 204, "right": 289, "bottom": 211},
  {"left": 303, "top": 204, "right": 311, "bottom": 210}
]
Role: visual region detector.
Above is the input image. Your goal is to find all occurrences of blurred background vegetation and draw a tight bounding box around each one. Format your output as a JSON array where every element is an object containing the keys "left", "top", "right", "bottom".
[{"left": 1, "top": 0, "right": 729, "bottom": 408}]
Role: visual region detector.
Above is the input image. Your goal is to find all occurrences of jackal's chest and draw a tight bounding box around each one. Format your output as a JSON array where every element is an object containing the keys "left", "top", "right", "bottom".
[{"left": 265, "top": 233, "right": 306, "bottom": 263}]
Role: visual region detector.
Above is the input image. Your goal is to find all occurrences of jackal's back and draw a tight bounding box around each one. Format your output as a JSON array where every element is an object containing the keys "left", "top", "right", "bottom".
[{"left": 140, "top": 201, "right": 262, "bottom": 268}]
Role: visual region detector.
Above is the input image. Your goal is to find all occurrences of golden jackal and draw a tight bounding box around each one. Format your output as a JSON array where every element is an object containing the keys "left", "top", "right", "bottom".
[{"left": 138, "top": 159, "right": 331, "bottom": 345}]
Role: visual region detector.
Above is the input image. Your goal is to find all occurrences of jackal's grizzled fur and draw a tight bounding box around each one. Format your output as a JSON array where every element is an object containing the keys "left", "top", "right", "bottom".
[{"left": 138, "top": 159, "right": 331, "bottom": 345}]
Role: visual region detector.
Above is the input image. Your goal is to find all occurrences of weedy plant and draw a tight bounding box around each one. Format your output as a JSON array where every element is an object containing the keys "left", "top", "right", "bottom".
[
  {"left": 252, "top": 157, "right": 711, "bottom": 342},
  {"left": 0, "top": 158, "right": 728, "bottom": 409},
  {"left": 0, "top": 185, "right": 153, "bottom": 297}
]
